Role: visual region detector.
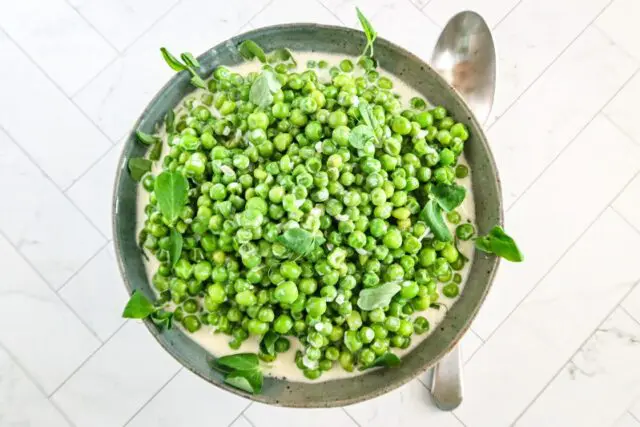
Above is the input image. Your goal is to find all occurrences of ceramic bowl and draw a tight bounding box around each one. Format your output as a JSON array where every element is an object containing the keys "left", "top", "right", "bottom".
[{"left": 112, "top": 23, "right": 502, "bottom": 407}]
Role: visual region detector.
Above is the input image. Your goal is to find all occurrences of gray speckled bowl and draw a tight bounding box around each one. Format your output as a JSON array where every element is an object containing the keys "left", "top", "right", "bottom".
[{"left": 113, "top": 23, "right": 502, "bottom": 407}]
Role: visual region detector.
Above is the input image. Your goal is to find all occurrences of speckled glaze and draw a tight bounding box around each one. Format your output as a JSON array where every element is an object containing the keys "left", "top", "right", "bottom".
[{"left": 112, "top": 24, "right": 503, "bottom": 408}]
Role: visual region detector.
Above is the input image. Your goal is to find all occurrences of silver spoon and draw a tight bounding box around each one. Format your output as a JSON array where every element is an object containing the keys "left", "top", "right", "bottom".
[{"left": 429, "top": 10, "right": 496, "bottom": 411}]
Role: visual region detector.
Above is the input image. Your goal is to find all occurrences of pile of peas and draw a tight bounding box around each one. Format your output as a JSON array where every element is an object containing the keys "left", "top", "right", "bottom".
[{"left": 139, "top": 55, "right": 476, "bottom": 380}]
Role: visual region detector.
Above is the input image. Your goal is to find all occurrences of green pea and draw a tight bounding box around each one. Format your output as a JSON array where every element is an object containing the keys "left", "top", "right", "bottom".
[
  {"left": 274, "top": 281, "right": 299, "bottom": 304},
  {"left": 456, "top": 223, "right": 475, "bottom": 241}
]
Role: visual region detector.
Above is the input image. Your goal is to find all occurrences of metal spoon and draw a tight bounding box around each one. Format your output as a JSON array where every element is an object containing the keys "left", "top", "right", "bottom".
[{"left": 429, "top": 10, "right": 496, "bottom": 411}]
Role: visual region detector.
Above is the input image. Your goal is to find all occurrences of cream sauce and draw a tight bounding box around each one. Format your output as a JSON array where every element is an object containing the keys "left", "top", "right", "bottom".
[{"left": 136, "top": 52, "right": 476, "bottom": 383}]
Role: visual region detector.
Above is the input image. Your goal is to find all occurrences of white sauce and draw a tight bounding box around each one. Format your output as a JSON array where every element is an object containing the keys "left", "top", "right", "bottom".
[{"left": 136, "top": 52, "right": 476, "bottom": 382}]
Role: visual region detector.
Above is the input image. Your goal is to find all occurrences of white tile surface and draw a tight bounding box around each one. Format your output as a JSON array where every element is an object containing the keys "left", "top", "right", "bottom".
[
  {"left": 59, "top": 245, "right": 128, "bottom": 341},
  {"left": 454, "top": 208, "right": 640, "bottom": 426},
  {"left": 613, "top": 173, "right": 640, "bottom": 233},
  {"left": 52, "top": 322, "right": 181, "bottom": 427},
  {"left": 605, "top": 71, "right": 640, "bottom": 146},
  {"left": 0, "top": 233, "right": 100, "bottom": 394},
  {"left": 0, "top": 30, "right": 113, "bottom": 189},
  {"left": 251, "top": 0, "right": 342, "bottom": 27},
  {"left": 0, "top": 130, "right": 106, "bottom": 288},
  {"left": 128, "top": 369, "right": 249, "bottom": 427},
  {"left": 74, "top": 0, "right": 270, "bottom": 141},
  {"left": 0, "top": 0, "right": 116, "bottom": 95},
  {"left": 67, "top": 0, "right": 181, "bottom": 52},
  {"left": 0, "top": 346, "right": 71, "bottom": 427},
  {"left": 595, "top": 0, "right": 640, "bottom": 61},
  {"left": 67, "top": 142, "right": 124, "bottom": 236},
  {"left": 518, "top": 309, "right": 640, "bottom": 427},
  {"left": 488, "top": 0, "right": 615, "bottom": 127},
  {"left": 1, "top": 0, "right": 640, "bottom": 424},
  {"left": 346, "top": 380, "right": 463, "bottom": 427},
  {"left": 423, "top": 0, "right": 519, "bottom": 28},
  {"left": 489, "top": 27, "right": 637, "bottom": 208},
  {"left": 245, "top": 402, "right": 357, "bottom": 427},
  {"left": 474, "top": 115, "right": 640, "bottom": 339}
]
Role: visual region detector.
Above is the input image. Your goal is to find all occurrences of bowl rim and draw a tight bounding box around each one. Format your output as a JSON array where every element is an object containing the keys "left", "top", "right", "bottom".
[{"left": 112, "top": 21, "right": 503, "bottom": 407}]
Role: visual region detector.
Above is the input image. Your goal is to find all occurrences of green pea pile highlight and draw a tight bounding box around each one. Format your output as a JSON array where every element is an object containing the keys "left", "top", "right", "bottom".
[{"left": 123, "top": 8, "right": 523, "bottom": 394}]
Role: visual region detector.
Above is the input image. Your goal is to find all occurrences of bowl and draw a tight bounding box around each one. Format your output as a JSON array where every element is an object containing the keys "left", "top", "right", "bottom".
[{"left": 112, "top": 23, "right": 502, "bottom": 407}]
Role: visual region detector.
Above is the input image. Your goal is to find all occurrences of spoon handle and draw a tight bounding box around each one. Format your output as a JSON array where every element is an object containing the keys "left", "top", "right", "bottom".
[{"left": 431, "top": 345, "right": 463, "bottom": 410}]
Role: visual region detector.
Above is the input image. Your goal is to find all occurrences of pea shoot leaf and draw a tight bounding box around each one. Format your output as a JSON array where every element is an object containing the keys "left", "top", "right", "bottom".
[
  {"left": 276, "top": 228, "right": 325, "bottom": 255},
  {"left": 268, "top": 48, "right": 297, "bottom": 66},
  {"left": 154, "top": 171, "right": 189, "bottom": 224},
  {"left": 190, "top": 74, "right": 207, "bottom": 89},
  {"left": 368, "top": 352, "right": 401, "bottom": 369},
  {"left": 168, "top": 229, "right": 183, "bottom": 267},
  {"left": 238, "top": 40, "right": 267, "bottom": 63},
  {"left": 250, "top": 70, "right": 282, "bottom": 108},
  {"left": 349, "top": 124, "right": 375, "bottom": 150},
  {"left": 357, "top": 282, "right": 402, "bottom": 311},
  {"left": 180, "top": 52, "right": 200, "bottom": 69},
  {"left": 475, "top": 226, "right": 524, "bottom": 262},
  {"left": 135, "top": 130, "right": 158, "bottom": 145},
  {"left": 160, "top": 47, "right": 186, "bottom": 71},
  {"left": 122, "top": 290, "right": 155, "bottom": 319},
  {"left": 358, "top": 101, "right": 378, "bottom": 129},
  {"left": 149, "top": 141, "right": 162, "bottom": 161},
  {"left": 224, "top": 369, "right": 263, "bottom": 394},
  {"left": 356, "top": 7, "right": 377, "bottom": 57},
  {"left": 419, "top": 199, "right": 452, "bottom": 242},
  {"left": 431, "top": 183, "right": 466, "bottom": 212},
  {"left": 165, "top": 109, "right": 175, "bottom": 133},
  {"left": 216, "top": 353, "right": 260, "bottom": 371},
  {"left": 128, "top": 157, "right": 152, "bottom": 182},
  {"left": 150, "top": 310, "right": 173, "bottom": 330},
  {"left": 260, "top": 331, "right": 279, "bottom": 356}
]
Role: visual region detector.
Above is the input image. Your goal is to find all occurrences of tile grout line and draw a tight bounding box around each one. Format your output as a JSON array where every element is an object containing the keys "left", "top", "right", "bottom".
[
  {"left": 226, "top": 402, "right": 254, "bottom": 427},
  {"left": 413, "top": 0, "right": 442, "bottom": 30},
  {"left": 242, "top": 413, "right": 256, "bottom": 427},
  {"left": 68, "top": 0, "right": 187, "bottom": 99},
  {"left": 485, "top": 0, "right": 615, "bottom": 132},
  {"left": 503, "top": 66, "right": 640, "bottom": 212},
  {"left": 511, "top": 284, "right": 640, "bottom": 425},
  {"left": 56, "top": 239, "right": 112, "bottom": 295},
  {"left": 0, "top": 342, "right": 78, "bottom": 427},
  {"left": 591, "top": 22, "right": 640, "bottom": 65},
  {"left": 121, "top": 367, "right": 184, "bottom": 426},
  {"left": 611, "top": 206, "right": 640, "bottom": 239},
  {"left": 63, "top": 0, "right": 120, "bottom": 53},
  {"left": 342, "top": 407, "right": 363, "bottom": 427},
  {"left": 602, "top": 110, "right": 640, "bottom": 147},
  {"left": 47, "top": 321, "right": 129, "bottom": 399},
  {"left": 246, "top": 0, "right": 277, "bottom": 28},
  {"left": 628, "top": 410, "right": 640, "bottom": 424},
  {"left": 414, "top": 377, "right": 468, "bottom": 426},
  {"left": 417, "top": 0, "right": 434, "bottom": 11},
  {"left": 491, "top": 0, "right": 525, "bottom": 30},
  {"left": 316, "top": 0, "right": 347, "bottom": 26},
  {"left": 0, "top": 123, "right": 110, "bottom": 241},
  {"left": 468, "top": 168, "right": 640, "bottom": 359},
  {"left": 0, "top": 224, "right": 106, "bottom": 345}
]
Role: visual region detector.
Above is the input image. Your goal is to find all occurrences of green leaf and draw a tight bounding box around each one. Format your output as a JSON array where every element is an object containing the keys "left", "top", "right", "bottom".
[
  {"left": 189, "top": 74, "right": 207, "bottom": 89},
  {"left": 260, "top": 331, "right": 279, "bottom": 356},
  {"left": 128, "top": 157, "right": 152, "bottom": 182},
  {"left": 150, "top": 310, "right": 173, "bottom": 330},
  {"left": 149, "top": 141, "right": 162, "bottom": 161},
  {"left": 358, "top": 101, "right": 378, "bottom": 129},
  {"left": 154, "top": 171, "right": 189, "bottom": 224},
  {"left": 276, "top": 228, "right": 324, "bottom": 255},
  {"left": 431, "top": 183, "right": 466, "bottom": 212},
  {"left": 238, "top": 40, "right": 267, "bottom": 63},
  {"left": 249, "top": 71, "right": 282, "bottom": 108},
  {"left": 122, "top": 290, "right": 155, "bottom": 319},
  {"left": 475, "top": 226, "right": 524, "bottom": 262},
  {"left": 419, "top": 199, "right": 452, "bottom": 242},
  {"left": 168, "top": 229, "right": 183, "bottom": 267},
  {"left": 369, "top": 352, "right": 401, "bottom": 369},
  {"left": 160, "top": 47, "right": 186, "bottom": 71},
  {"left": 224, "top": 370, "right": 263, "bottom": 394},
  {"left": 216, "top": 353, "right": 260, "bottom": 371},
  {"left": 268, "top": 48, "right": 297, "bottom": 66},
  {"left": 356, "top": 7, "right": 377, "bottom": 57},
  {"left": 180, "top": 52, "right": 200, "bottom": 69},
  {"left": 349, "top": 124, "right": 375, "bottom": 149},
  {"left": 135, "top": 130, "right": 158, "bottom": 145},
  {"left": 165, "top": 109, "right": 175, "bottom": 133},
  {"left": 357, "top": 282, "right": 402, "bottom": 311}
]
